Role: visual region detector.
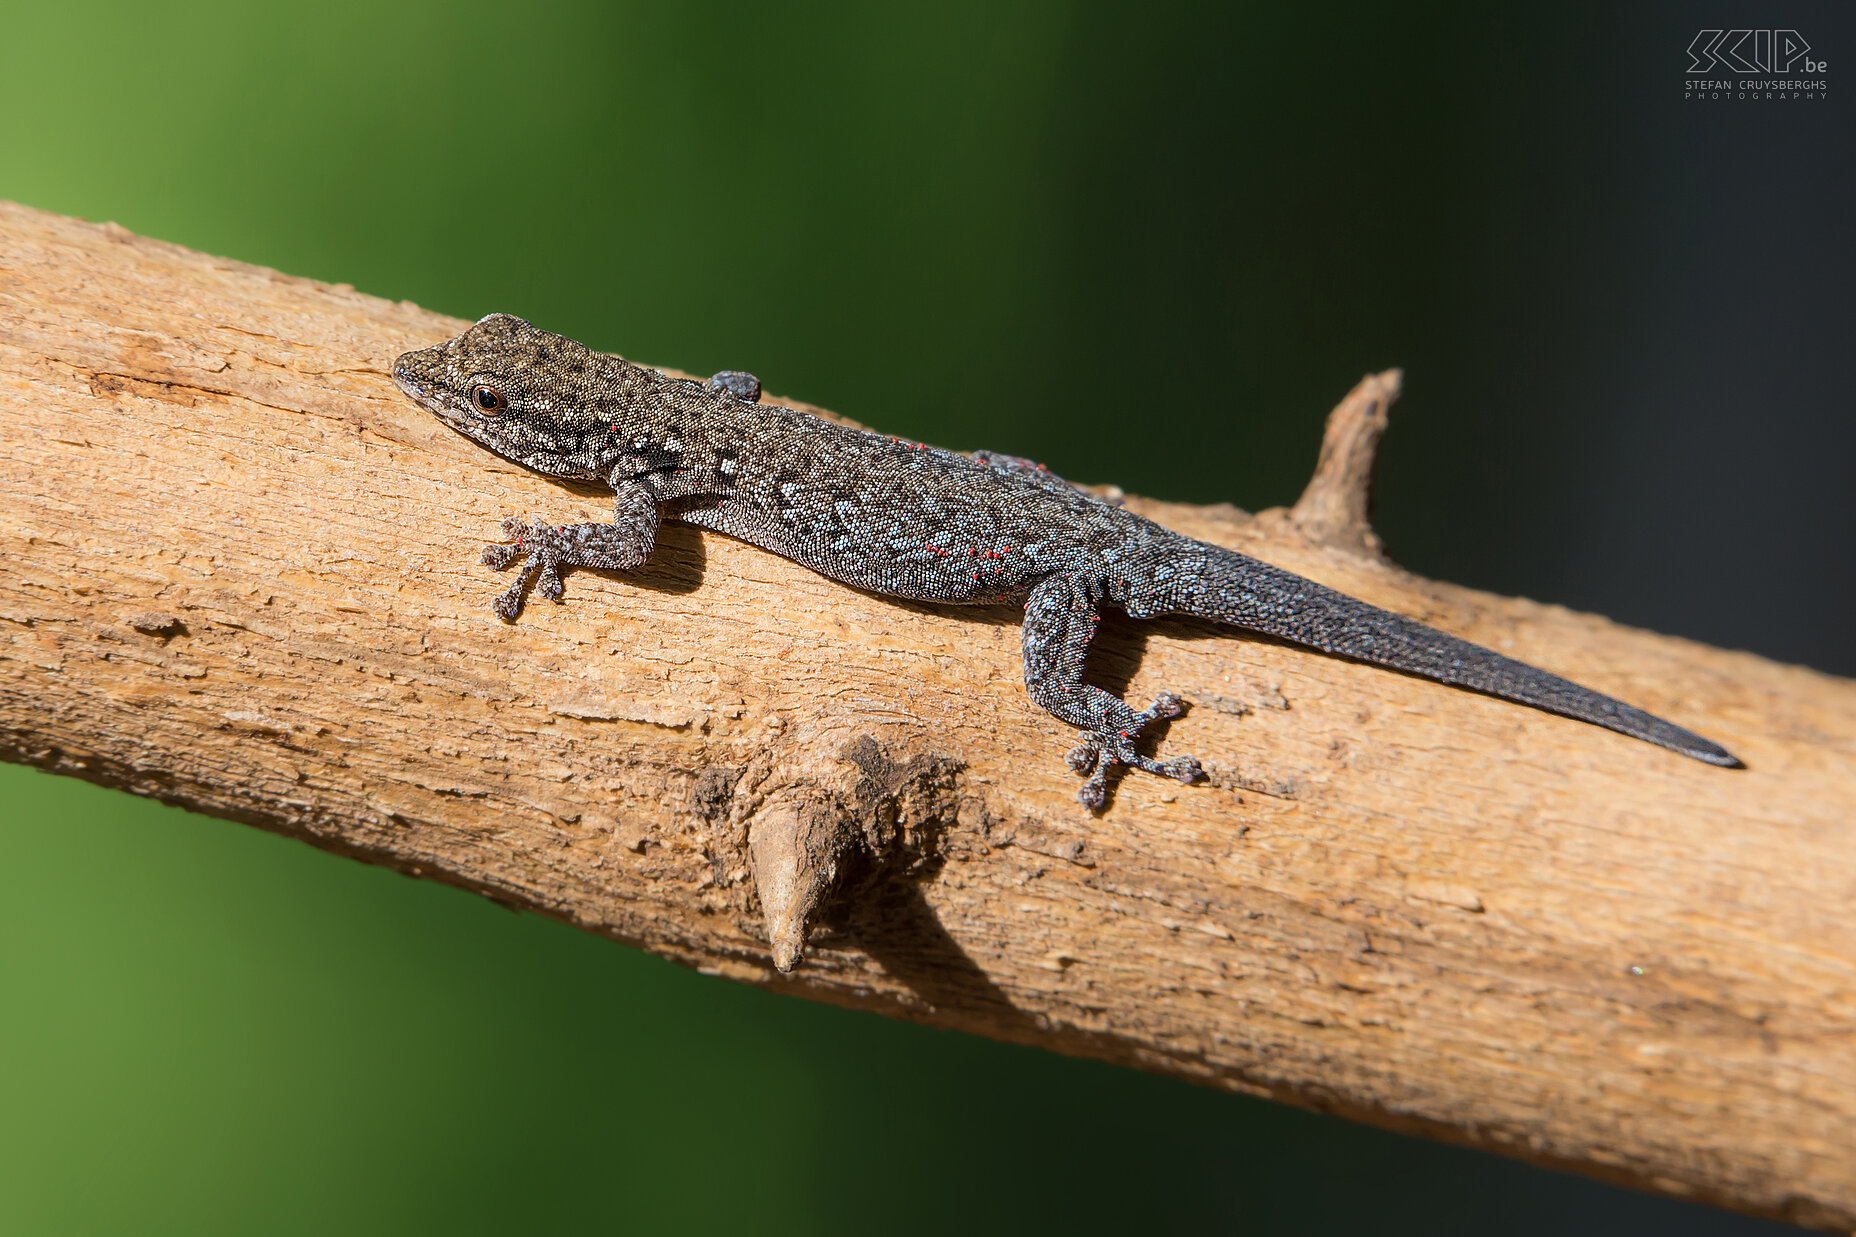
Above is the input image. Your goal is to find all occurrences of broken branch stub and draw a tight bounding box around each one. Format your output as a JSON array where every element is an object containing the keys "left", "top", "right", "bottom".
[{"left": 1288, "top": 368, "right": 1401, "bottom": 558}]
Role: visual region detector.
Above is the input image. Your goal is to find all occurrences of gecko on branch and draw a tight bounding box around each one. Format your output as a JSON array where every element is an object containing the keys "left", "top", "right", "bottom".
[{"left": 394, "top": 314, "right": 1740, "bottom": 807}]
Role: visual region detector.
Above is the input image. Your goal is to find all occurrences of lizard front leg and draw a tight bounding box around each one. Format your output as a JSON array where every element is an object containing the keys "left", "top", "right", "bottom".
[
  {"left": 482, "top": 481, "right": 659, "bottom": 620},
  {"left": 1020, "top": 574, "right": 1203, "bottom": 809},
  {"left": 708, "top": 370, "right": 762, "bottom": 402}
]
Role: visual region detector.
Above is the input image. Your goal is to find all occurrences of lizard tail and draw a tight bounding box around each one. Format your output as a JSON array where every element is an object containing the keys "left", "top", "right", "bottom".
[{"left": 1169, "top": 545, "right": 1741, "bottom": 767}]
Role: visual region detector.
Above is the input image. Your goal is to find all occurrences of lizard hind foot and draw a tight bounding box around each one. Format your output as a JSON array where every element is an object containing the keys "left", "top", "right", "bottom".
[
  {"left": 1070, "top": 740, "right": 1114, "bottom": 811},
  {"left": 1067, "top": 691, "right": 1204, "bottom": 810}
]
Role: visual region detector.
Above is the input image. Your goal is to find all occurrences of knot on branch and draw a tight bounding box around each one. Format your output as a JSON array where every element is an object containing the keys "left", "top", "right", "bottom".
[{"left": 746, "top": 736, "right": 965, "bottom": 972}]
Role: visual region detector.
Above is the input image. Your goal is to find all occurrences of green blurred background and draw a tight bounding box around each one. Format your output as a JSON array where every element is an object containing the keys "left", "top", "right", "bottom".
[{"left": 2, "top": 2, "right": 1849, "bottom": 1233}]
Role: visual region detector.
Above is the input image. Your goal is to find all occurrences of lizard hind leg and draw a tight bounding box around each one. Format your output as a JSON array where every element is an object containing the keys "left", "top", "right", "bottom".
[
  {"left": 481, "top": 483, "right": 659, "bottom": 620},
  {"left": 1021, "top": 574, "right": 1203, "bottom": 810}
]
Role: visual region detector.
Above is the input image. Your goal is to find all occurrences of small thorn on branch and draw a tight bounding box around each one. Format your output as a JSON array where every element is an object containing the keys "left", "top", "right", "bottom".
[
  {"left": 1289, "top": 368, "right": 1402, "bottom": 559},
  {"left": 747, "top": 797, "right": 858, "bottom": 972}
]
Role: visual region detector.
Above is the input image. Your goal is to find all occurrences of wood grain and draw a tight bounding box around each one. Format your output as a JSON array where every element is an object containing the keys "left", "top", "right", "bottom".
[{"left": 2, "top": 201, "right": 1851, "bottom": 1230}]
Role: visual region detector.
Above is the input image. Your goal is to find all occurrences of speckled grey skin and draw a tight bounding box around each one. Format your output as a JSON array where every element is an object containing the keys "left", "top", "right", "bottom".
[{"left": 395, "top": 314, "right": 1740, "bottom": 807}]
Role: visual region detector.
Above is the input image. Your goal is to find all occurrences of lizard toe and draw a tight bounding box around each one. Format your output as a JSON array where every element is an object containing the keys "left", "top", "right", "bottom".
[
  {"left": 482, "top": 542, "right": 524, "bottom": 570},
  {"left": 1145, "top": 690, "right": 1185, "bottom": 721},
  {"left": 1161, "top": 755, "right": 1203, "bottom": 784},
  {"left": 491, "top": 581, "right": 526, "bottom": 621}
]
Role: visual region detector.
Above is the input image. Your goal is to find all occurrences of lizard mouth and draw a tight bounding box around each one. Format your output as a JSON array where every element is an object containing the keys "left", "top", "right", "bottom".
[
  {"left": 390, "top": 359, "right": 427, "bottom": 402},
  {"left": 391, "top": 360, "right": 460, "bottom": 423}
]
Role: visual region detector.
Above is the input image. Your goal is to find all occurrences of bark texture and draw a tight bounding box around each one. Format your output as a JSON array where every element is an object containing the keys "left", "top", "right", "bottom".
[{"left": 2, "top": 202, "right": 1852, "bottom": 1230}]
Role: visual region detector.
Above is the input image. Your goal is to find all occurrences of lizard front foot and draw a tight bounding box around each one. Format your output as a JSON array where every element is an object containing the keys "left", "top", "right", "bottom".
[
  {"left": 480, "top": 516, "right": 566, "bottom": 620},
  {"left": 1066, "top": 691, "right": 1204, "bottom": 810},
  {"left": 480, "top": 508, "right": 655, "bottom": 621}
]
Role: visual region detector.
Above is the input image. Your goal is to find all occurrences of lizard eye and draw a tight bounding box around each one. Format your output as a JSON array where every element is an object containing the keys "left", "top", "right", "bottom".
[{"left": 470, "top": 384, "right": 508, "bottom": 415}]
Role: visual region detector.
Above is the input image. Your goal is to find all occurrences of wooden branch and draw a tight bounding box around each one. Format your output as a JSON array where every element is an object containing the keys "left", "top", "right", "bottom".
[{"left": 2, "top": 201, "right": 1853, "bottom": 1230}]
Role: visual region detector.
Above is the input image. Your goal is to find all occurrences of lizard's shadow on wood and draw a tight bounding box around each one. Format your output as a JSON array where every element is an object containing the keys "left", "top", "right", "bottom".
[
  {"left": 851, "top": 590, "right": 1024, "bottom": 634},
  {"left": 628, "top": 520, "right": 708, "bottom": 595}
]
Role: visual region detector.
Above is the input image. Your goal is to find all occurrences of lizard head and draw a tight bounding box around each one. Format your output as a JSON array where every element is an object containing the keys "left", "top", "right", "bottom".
[{"left": 393, "top": 313, "right": 614, "bottom": 479}]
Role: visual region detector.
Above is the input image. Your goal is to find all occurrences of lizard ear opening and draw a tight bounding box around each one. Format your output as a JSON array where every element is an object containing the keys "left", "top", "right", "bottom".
[{"left": 470, "top": 383, "right": 508, "bottom": 415}]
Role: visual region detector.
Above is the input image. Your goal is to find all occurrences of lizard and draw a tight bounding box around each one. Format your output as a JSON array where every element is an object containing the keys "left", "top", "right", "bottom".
[{"left": 393, "top": 313, "right": 1741, "bottom": 807}]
